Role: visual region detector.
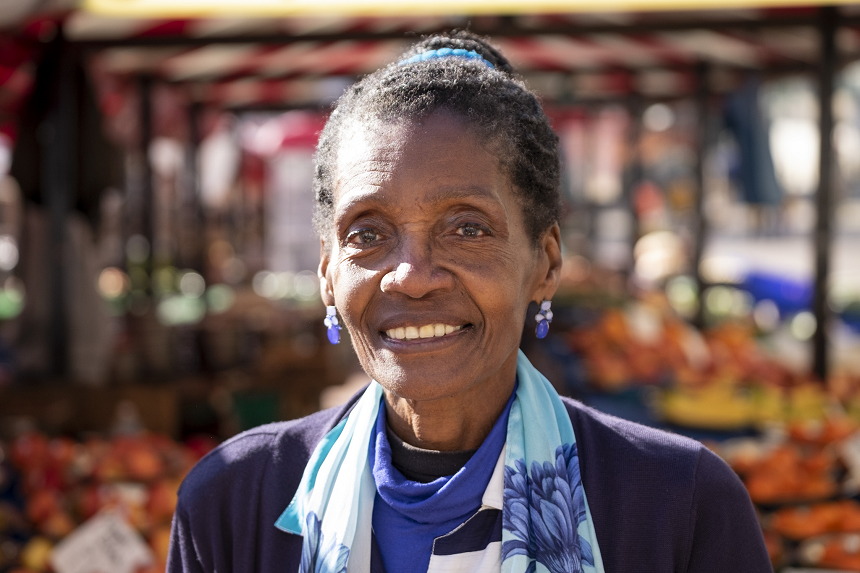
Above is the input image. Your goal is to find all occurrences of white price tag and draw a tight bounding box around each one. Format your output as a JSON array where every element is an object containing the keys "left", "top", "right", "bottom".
[{"left": 50, "top": 511, "right": 154, "bottom": 573}]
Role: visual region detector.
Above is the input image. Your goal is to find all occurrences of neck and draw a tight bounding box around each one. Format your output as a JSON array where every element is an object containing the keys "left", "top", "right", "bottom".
[{"left": 383, "top": 360, "right": 517, "bottom": 451}]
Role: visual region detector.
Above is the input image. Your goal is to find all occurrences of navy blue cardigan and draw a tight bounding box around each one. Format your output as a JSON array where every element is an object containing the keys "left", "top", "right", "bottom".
[{"left": 167, "top": 393, "right": 773, "bottom": 572}]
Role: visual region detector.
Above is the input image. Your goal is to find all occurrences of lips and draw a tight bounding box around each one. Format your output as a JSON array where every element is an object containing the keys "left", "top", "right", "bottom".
[{"left": 384, "top": 323, "right": 464, "bottom": 340}]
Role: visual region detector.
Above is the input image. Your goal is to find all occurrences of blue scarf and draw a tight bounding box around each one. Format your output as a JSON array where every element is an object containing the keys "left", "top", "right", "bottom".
[{"left": 276, "top": 350, "right": 605, "bottom": 573}]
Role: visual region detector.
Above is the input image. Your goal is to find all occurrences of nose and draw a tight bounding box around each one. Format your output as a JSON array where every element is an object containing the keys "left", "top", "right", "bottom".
[{"left": 379, "top": 236, "right": 454, "bottom": 299}]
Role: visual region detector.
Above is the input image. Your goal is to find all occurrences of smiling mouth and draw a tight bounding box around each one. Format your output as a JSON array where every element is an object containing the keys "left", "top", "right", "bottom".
[{"left": 384, "top": 324, "right": 466, "bottom": 341}]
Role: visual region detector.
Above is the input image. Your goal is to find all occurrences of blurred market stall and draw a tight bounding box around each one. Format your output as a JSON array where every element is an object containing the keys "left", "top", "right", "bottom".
[
  {"left": 0, "top": 0, "right": 857, "bottom": 385},
  {"left": 2, "top": 0, "right": 860, "bottom": 570}
]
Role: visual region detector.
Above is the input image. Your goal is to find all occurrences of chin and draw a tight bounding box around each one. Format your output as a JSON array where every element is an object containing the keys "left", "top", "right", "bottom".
[
  {"left": 364, "top": 358, "right": 476, "bottom": 402},
  {"left": 386, "top": 379, "right": 466, "bottom": 403}
]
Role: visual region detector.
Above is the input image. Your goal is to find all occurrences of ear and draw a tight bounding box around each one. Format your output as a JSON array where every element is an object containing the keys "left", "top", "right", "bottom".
[
  {"left": 533, "top": 223, "right": 563, "bottom": 302},
  {"left": 318, "top": 239, "right": 335, "bottom": 306}
]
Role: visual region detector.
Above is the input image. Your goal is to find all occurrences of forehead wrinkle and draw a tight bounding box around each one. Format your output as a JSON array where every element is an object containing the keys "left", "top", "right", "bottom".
[
  {"left": 333, "top": 186, "right": 393, "bottom": 222},
  {"left": 336, "top": 123, "right": 402, "bottom": 170},
  {"left": 337, "top": 164, "right": 393, "bottom": 192},
  {"left": 422, "top": 184, "right": 504, "bottom": 207}
]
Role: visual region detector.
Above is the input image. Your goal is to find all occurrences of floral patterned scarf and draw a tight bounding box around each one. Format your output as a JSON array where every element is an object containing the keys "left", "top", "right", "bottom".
[{"left": 275, "top": 350, "right": 605, "bottom": 573}]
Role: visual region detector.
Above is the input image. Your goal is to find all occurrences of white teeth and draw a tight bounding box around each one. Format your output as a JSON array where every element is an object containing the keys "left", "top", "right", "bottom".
[{"left": 385, "top": 324, "right": 463, "bottom": 341}]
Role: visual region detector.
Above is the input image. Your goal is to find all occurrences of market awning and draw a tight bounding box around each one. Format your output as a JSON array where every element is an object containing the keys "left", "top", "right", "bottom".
[
  {"left": 3, "top": 4, "right": 860, "bottom": 116},
  {"left": 78, "top": 0, "right": 860, "bottom": 17},
  {"left": 54, "top": 7, "right": 860, "bottom": 111}
]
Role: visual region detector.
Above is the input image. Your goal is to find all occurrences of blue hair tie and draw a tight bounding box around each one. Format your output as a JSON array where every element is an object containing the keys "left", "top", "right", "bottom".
[{"left": 398, "top": 48, "right": 495, "bottom": 69}]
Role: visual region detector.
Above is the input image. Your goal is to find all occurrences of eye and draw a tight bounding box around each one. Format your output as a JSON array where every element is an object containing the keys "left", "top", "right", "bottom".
[
  {"left": 456, "top": 223, "right": 487, "bottom": 238},
  {"left": 346, "top": 228, "right": 380, "bottom": 245}
]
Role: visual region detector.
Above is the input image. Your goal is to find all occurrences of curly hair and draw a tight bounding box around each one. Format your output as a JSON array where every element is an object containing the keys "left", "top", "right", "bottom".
[{"left": 312, "top": 31, "right": 561, "bottom": 244}]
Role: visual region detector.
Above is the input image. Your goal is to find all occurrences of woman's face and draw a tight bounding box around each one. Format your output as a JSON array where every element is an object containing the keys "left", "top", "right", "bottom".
[{"left": 319, "top": 111, "right": 560, "bottom": 403}]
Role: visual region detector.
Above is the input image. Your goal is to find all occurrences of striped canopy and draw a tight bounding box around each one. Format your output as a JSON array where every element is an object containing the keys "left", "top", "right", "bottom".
[
  {"left": 2, "top": 3, "right": 860, "bottom": 141},
  {"left": 78, "top": 0, "right": 860, "bottom": 17}
]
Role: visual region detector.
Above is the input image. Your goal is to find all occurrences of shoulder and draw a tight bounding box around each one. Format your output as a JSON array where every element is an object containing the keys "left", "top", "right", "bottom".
[
  {"left": 560, "top": 397, "right": 767, "bottom": 572},
  {"left": 178, "top": 395, "right": 359, "bottom": 507},
  {"left": 561, "top": 395, "right": 742, "bottom": 495},
  {"left": 563, "top": 395, "right": 746, "bottom": 503},
  {"left": 561, "top": 395, "right": 712, "bottom": 474},
  {"left": 169, "top": 401, "right": 363, "bottom": 573}
]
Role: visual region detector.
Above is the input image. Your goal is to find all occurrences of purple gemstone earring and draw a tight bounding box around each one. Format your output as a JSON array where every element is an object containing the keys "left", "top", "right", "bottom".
[
  {"left": 324, "top": 306, "right": 342, "bottom": 345},
  {"left": 534, "top": 300, "right": 553, "bottom": 339}
]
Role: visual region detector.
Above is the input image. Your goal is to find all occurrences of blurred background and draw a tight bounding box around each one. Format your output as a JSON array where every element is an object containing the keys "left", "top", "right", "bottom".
[{"left": 2, "top": 0, "right": 860, "bottom": 571}]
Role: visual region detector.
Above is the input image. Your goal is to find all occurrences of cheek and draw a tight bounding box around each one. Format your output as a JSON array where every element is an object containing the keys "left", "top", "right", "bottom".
[
  {"left": 330, "top": 260, "right": 377, "bottom": 332},
  {"left": 486, "top": 281, "right": 529, "bottom": 329},
  {"left": 454, "top": 254, "right": 536, "bottom": 332}
]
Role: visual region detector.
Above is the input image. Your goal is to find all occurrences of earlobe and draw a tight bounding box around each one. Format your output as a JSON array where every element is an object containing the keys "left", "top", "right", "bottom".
[{"left": 318, "top": 239, "right": 335, "bottom": 306}]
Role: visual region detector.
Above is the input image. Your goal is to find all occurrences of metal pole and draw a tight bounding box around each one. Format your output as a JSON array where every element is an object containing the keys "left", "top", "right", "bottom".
[
  {"left": 187, "top": 101, "right": 206, "bottom": 273},
  {"left": 139, "top": 75, "right": 154, "bottom": 284},
  {"left": 41, "top": 31, "right": 77, "bottom": 378},
  {"left": 624, "top": 91, "right": 643, "bottom": 275},
  {"left": 812, "top": 6, "right": 837, "bottom": 381},
  {"left": 692, "top": 61, "right": 710, "bottom": 328}
]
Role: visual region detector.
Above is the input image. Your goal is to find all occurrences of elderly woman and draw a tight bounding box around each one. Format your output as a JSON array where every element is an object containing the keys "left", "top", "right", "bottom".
[{"left": 168, "top": 32, "right": 771, "bottom": 573}]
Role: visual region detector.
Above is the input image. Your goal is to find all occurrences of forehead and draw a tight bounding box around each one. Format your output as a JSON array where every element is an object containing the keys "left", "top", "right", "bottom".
[{"left": 332, "top": 112, "right": 509, "bottom": 208}]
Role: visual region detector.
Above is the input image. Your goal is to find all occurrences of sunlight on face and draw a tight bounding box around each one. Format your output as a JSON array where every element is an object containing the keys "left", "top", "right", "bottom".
[{"left": 320, "top": 112, "right": 548, "bottom": 403}]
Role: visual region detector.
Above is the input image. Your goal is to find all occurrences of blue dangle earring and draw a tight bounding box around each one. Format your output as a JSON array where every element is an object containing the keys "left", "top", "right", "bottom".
[
  {"left": 534, "top": 300, "right": 553, "bottom": 339},
  {"left": 324, "top": 306, "right": 342, "bottom": 345}
]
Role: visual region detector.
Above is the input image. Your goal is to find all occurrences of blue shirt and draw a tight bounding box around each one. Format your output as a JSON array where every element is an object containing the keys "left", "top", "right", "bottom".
[{"left": 369, "top": 389, "right": 514, "bottom": 573}]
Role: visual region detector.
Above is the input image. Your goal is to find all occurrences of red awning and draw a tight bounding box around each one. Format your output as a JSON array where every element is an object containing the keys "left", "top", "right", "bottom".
[{"left": 3, "top": 6, "right": 860, "bottom": 139}]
